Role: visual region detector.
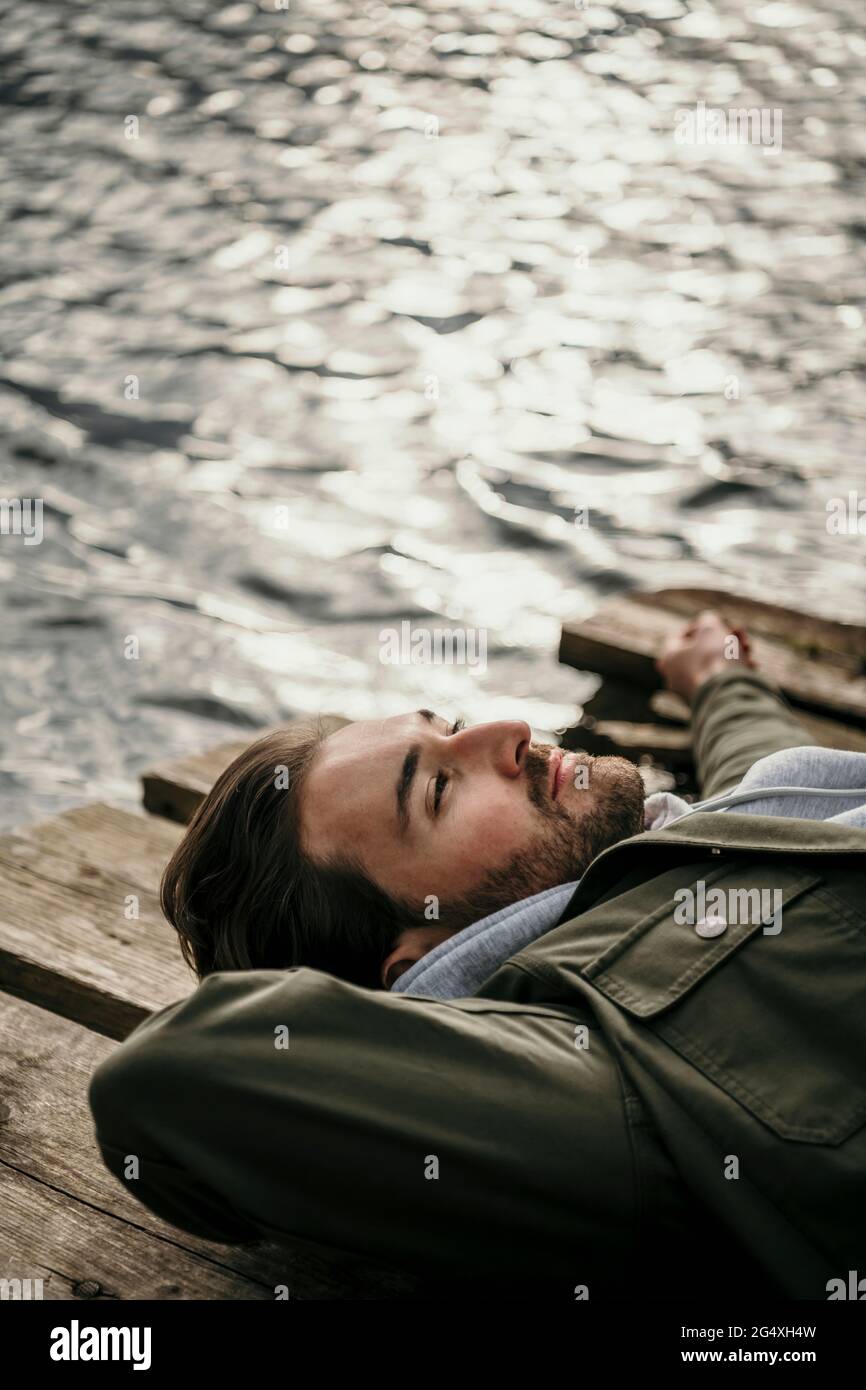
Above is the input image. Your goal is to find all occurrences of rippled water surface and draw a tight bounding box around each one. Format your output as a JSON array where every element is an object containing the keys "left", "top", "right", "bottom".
[{"left": 1, "top": 0, "right": 864, "bottom": 828}]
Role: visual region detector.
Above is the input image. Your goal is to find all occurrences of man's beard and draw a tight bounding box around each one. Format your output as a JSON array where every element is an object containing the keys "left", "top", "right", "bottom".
[{"left": 435, "top": 744, "right": 645, "bottom": 934}]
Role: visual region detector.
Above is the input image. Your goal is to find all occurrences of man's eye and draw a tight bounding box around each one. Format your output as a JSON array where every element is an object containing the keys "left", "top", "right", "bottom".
[
  {"left": 433, "top": 770, "right": 448, "bottom": 813},
  {"left": 428, "top": 718, "right": 462, "bottom": 815}
]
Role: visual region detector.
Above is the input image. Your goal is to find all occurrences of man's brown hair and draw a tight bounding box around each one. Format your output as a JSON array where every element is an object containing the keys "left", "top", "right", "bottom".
[{"left": 160, "top": 717, "right": 411, "bottom": 988}]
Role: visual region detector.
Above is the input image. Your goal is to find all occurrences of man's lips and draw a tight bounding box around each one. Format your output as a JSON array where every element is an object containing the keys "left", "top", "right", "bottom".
[
  {"left": 549, "top": 748, "right": 588, "bottom": 800},
  {"left": 548, "top": 748, "right": 563, "bottom": 799},
  {"left": 549, "top": 749, "right": 572, "bottom": 800}
]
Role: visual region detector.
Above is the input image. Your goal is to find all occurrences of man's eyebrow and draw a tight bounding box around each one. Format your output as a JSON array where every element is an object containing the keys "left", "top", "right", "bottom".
[
  {"left": 396, "top": 745, "right": 421, "bottom": 835},
  {"left": 395, "top": 712, "right": 441, "bottom": 833}
]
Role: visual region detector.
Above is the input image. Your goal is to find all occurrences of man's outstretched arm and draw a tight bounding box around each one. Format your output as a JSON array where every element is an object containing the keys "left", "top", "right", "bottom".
[
  {"left": 88, "top": 966, "right": 640, "bottom": 1292},
  {"left": 690, "top": 667, "right": 814, "bottom": 799},
  {"left": 656, "top": 610, "right": 814, "bottom": 800}
]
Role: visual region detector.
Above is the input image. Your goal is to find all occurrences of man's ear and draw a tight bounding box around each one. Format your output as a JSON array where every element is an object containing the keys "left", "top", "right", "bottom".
[
  {"left": 381, "top": 926, "right": 451, "bottom": 990},
  {"left": 381, "top": 953, "right": 416, "bottom": 990}
]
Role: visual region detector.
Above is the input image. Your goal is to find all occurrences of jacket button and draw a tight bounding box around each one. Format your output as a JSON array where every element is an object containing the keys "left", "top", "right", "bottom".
[{"left": 695, "top": 912, "right": 727, "bottom": 938}]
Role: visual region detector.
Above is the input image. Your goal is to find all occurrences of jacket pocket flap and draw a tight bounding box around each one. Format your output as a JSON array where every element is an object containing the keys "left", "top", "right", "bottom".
[{"left": 584, "top": 866, "right": 823, "bottom": 1020}]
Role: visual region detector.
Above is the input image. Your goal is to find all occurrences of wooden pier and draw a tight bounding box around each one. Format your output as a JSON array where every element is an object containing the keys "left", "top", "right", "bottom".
[
  {"left": 1, "top": 588, "right": 863, "bottom": 1299},
  {"left": 0, "top": 726, "right": 414, "bottom": 1300}
]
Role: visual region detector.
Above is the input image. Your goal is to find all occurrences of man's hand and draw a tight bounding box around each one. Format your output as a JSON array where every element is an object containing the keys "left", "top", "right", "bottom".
[{"left": 656, "top": 609, "right": 756, "bottom": 705}]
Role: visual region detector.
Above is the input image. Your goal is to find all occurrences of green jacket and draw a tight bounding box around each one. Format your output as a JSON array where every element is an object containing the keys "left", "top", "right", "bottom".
[{"left": 89, "top": 671, "right": 866, "bottom": 1298}]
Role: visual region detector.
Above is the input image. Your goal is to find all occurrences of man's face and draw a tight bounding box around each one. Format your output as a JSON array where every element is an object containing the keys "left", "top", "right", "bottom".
[{"left": 301, "top": 710, "right": 645, "bottom": 938}]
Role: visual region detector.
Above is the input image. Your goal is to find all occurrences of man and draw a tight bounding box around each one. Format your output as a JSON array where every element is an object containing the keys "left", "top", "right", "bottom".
[
  {"left": 156, "top": 656, "right": 649, "bottom": 993},
  {"left": 89, "top": 612, "right": 866, "bottom": 1298}
]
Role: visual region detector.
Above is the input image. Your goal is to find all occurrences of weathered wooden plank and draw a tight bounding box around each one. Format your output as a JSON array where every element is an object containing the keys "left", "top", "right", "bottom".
[
  {"left": 141, "top": 741, "right": 250, "bottom": 823},
  {"left": 560, "top": 594, "right": 866, "bottom": 726},
  {"left": 635, "top": 588, "right": 866, "bottom": 663},
  {"left": 581, "top": 720, "right": 693, "bottom": 765},
  {"left": 0, "top": 805, "right": 192, "bottom": 1038},
  {"left": 676, "top": 699, "right": 866, "bottom": 751},
  {"left": 0, "top": 801, "right": 181, "bottom": 900},
  {"left": 643, "top": 690, "right": 866, "bottom": 753},
  {"left": 141, "top": 714, "right": 350, "bottom": 823},
  {"left": 0, "top": 1167, "right": 275, "bottom": 1300},
  {"left": 0, "top": 991, "right": 417, "bottom": 1300},
  {"left": 19, "top": 800, "right": 183, "bottom": 889},
  {"left": 572, "top": 717, "right": 866, "bottom": 784}
]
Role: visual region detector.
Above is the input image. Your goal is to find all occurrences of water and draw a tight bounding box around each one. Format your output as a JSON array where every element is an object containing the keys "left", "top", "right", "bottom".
[{"left": 1, "top": 0, "right": 864, "bottom": 830}]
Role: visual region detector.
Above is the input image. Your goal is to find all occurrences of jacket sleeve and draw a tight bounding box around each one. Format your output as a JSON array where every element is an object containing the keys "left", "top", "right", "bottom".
[
  {"left": 690, "top": 668, "right": 813, "bottom": 798},
  {"left": 88, "top": 966, "right": 639, "bottom": 1292}
]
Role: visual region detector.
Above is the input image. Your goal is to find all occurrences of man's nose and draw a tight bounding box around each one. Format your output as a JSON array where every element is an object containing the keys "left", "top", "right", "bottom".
[{"left": 449, "top": 720, "right": 531, "bottom": 778}]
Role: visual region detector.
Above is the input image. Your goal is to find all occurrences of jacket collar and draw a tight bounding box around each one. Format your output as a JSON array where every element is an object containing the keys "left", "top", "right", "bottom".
[{"left": 556, "top": 810, "right": 866, "bottom": 926}]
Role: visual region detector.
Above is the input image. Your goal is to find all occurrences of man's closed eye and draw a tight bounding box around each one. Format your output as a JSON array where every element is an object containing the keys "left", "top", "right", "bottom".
[{"left": 427, "top": 718, "right": 465, "bottom": 819}]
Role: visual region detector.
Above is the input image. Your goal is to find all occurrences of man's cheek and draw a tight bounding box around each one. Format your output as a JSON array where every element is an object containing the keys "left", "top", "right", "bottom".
[{"left": 462, "top": 807, "right": 533, "bottom": 864}]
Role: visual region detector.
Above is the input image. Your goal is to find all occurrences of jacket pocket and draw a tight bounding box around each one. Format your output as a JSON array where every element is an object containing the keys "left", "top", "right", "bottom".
[{"left": 585, "top": 864, "right": 866, "bottom": 1145}]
